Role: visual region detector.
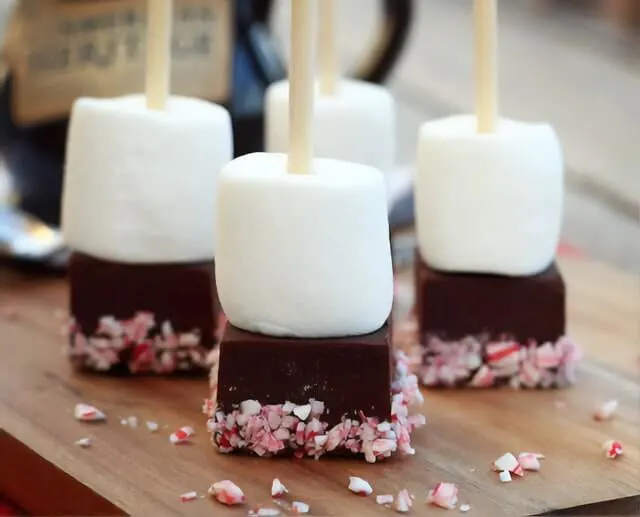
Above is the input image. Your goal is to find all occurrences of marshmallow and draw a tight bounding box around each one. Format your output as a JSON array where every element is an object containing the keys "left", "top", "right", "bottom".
[
  {"left": 266, "top": 79, "right": 395, "bottom": 173},
  {"left": 415, "top": 115, "right": 563, "bottom": 276},
  {"left": 215, "top": 153, "right": 393, "bottom": 338},
  {"left": 62, "top": 94, "right": 232, "bottom": 263}
]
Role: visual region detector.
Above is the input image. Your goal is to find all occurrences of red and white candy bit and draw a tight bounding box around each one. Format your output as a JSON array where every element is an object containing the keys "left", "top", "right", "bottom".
[
  {"left": 271, "top": 478, "right": 288, "bottom": 498},
  {"left": 427, "top": 482, "right": 458, "bottom": 510},
  {"left": 394, "top": 489, "right": 412, "bottom": 513},
  {"left": 493, "top": 453, "right": 524, "bottom": 477},
  {"left": 593, "top": 399, "right": 619, "bottom": 421},
  {"left": 249, "top": 507, "right": 281, "bottom": 516},
  {"left": 376, "top": 494, "right": 394, "bottom": 506},
  {"left": 517, "top": 452, "right": 545, "bottom": 472},
  {"left": 179, "top": 491, "right": 198, "bottom": 503},
  {"left": 602, "top": 439, "right": 623, "bottom": 459},
  {"left": 74, "top": 403, "right": 106, "bottom": 422},
  {"left": 208, "top": 480, "right": 246, "bottom": 506},
  {"left": 170, "top": 426, "right": 195, "bottom": 444},
  {"left": 499, "top": 471, "right": 512, "bottom": 483},
  {"left": 291, "top": 501, "right": 310, "bottom": 514},
  {"left": 74, "top": 437, "right": 91, "bottom": 448},
  {"left": 348, "top": 476, "right": 373, "bottom": 496}
]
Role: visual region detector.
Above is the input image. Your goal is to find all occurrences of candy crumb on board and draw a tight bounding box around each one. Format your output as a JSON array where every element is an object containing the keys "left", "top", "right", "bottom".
[
  {"left": 208, "top": 480, "right": 245, "bottom": 506},
  {"left": 376, "top": 494, "right": 394, "bottom": 505},
  {"left": 427, "top": 482, "right": 458, "bottom": 510},
  {"left": 74, "top": 437, "right": 91, "bottom": 448},
  {"left": 493, "top": 452, "right": 524, "bottom": 477},
  {"left": 179, "top": 491, "right": 198, "bottom": 503},
  {"left": 291, "top": 501, "right": 310, "bottom": 514},
  {"left": 394, "top": 489, "right": 412, "bottom": 513},
  {"left": 169, "top": 426, "right": 195, "bottom": 444},
  {"left": 593, "top": 399, "right": 618, "bottom": 421},
  {"left": 271, "top": 478, "right": 288, "bottom": 498},
  {"left": 460, "top": 503, "right": 472, "bottom": 512},
  {"left": 517, "top": 452, "right": 545, "bottom": 472},
  {"left": 602, "top": 439, "right": 623, "bottom": 459},
  {"left": 74, "top": 403, "right": 106, "bottom": 422},
  {"left": 348, "top": 476, "right": 373, "bottom": 496},
  {"left": 249, "top": 507, "right": 281, "bottom": 516},
  {"left": 146, "top": 420, "right": 159, "bottom": 432},
  {"left": 499, "top": 471, "right": 512, "bottom": 483}
]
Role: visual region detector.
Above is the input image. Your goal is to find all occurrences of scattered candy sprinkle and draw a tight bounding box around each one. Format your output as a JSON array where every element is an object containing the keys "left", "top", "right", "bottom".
[
  {"left": 460, "top": 503, "right": 472, "bottom": 513},
  {"left": 74, "top": 403, "right": 106, "bottom": 422},
  {"left": 74, "top": 437, "right": 91, "bottom": 448},
  {"left": 271, "top": 478, "right": 288, "bottom": 498},
  {"left": 291, "top": 501, "right": 310, "bottom": 514},
  {"left": 395, "top": 489, "right": 412, "bottom": 513},
  {"left": 348, "top": 476, "right": 373, "bottom": 496},
  {"left": 120, "top": 419, "right": 128, "bottom": 426},
  {"left": 208, "top": 480, "right": 245, "bottom": 506},
  {"left": 493, "top": 453, "right": 524, "bottom": 477},
  {"left": 180, "top": 491, "right": 198, "bottom": 503},
  {"left": 376, "top": 494, "right": 394, "bottom": 505},
  {"left": 602, "top": 439, "right": 623, "bottom": 459},
  {"left": 249, "top": 507, "right": 281, "bottom": 517},
  {"left": 146, "top": 421, "right": 159, "bottom": 432},
  {"left": 427, "top": 482, "right": 458, "bottom": 510},
  {"left": 517, "top": 452, "right": 545, "bottom": 472},
  {"left": 170, "top": 426, "right": 195, "bottom": 444},
  {"left": 499, "top": 470, "right": 512, "bottom": 483},
  {"left": 594, "top": 400, "right": 618, "bottom": 421},
  {"left": 127, "top": 416, "right": 138, "bottom": 428}
]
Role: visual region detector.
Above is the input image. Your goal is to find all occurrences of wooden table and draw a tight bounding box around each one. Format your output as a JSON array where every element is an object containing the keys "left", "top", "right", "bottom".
[{"left": 1, "top": 253, "right": 639, "bottom": 517}]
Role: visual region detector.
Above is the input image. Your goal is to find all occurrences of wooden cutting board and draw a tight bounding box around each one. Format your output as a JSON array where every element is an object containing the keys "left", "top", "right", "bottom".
[{"left": 0, "top": 253, "right": 638, "bottom": 517}]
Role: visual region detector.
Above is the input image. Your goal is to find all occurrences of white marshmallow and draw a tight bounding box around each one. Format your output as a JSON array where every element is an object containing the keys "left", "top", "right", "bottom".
[
  {"left": 62, "top": 94, "right": 232, "bottom": 263},
  {"left": 266, "top": 79, "right": 395, "bottom": 173},
  {"left": 415, "top": 115, "right": 563, "bottom": 276},
  {"left": 215, "top": 153, "right": 393, "bottom": 338}
]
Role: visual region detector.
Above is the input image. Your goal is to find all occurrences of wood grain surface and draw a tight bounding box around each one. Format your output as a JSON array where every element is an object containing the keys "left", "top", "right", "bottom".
[{"left": 0, "top": 254, "right": 639, "bottom": 517}]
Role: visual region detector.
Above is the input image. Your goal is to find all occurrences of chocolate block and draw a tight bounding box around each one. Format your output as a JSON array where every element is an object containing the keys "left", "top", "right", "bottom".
[
  {"left": 206, "top": 323, "right": 426, "bottom": 461},
  {"left": 68, "top": 252, "right": 220, "bottom": 374},
  {"left": 413, "top": 253, "right": 581, "bottom": 388}
]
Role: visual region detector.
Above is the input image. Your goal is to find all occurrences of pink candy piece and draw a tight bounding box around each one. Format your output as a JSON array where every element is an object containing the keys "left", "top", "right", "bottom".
[
  {"left": 594, "top": 400, "right": 618, "bottom": 421},
  {"left": 208, "top": 480, "right": 245, "bottom": 506},
  {"left": 74, "top": 403, "right": 106, "bottom": 422},
  {"left": 376, "top": 494, "right": 394, "bottom": 505},
  {"left": 271, "top": 478, "right": 288, "bottom": 498},
  {"left": 170, "top": 426, "right": 195, "bottom": 444},
  {"left": 603, "top": 439, "right": 623, "bottom": 459},
  {"left": 394, "top": 489, "right": 412, "bottom": 513},
  {"left": 291, "top": 501, "right": 310, "bottom": 514},
  {"left": 427, "top": 482, "right": 458, "bottom": 510},
  {"left": 348, "top": 476, "right": 373, "bottom": 496},
  {"left": 493, "top": 453, "right": 524, "bottom": 477},
  {"left": 179, "top": 491, "right": 198, "bottom": 503},
  {"left": 518, "top": 452, "right": 545, "bottom": 472}
]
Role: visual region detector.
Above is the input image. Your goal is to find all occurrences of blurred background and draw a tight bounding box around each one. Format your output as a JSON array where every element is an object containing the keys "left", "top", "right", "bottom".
[{"left": 0, "top": 0, "right": 638, "bottom": 272}]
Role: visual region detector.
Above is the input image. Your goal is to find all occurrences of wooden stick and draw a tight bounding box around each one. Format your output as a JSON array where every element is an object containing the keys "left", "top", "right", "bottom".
[
  {"left": 145, "top": 0, "right": 173, "bottom": 111},
  {"left": 318, "top": 0, "right": 338, "bottom": 95},
  {"left": 474, "top": 0, "right": 498, "bottom": 133},
  {"left": 288, "top": 0, "right": 315, "bottom": 174}
]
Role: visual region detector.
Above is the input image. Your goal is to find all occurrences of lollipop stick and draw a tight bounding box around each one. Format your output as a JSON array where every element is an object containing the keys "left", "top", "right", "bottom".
[
  {"left": 145, "top": 0, "right": 173, "bottom": 111},
  {"left": 288, "top": 0, "right": 315, "bottom": 174},
  {"left": 474, "top": 0, "right": 498, "bottom": 133},
  {"left": 318, "top": 0, "right": 338, "bottom": 95}
]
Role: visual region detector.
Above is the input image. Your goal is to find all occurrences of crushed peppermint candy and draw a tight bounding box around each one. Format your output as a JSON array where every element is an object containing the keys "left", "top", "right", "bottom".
[
  {"left": 74, "top": 437, "right": 91, "bottom": 448},
  {"left": 74, "top": 403, "right": 106, "bottom": 422},
  {"left": 517, "top": 452, "right": 545, "bottom": 472},
  {"left": 395, "top": 489, "right": 412, "bottom": 513},
  {"left": 271, "top": 478, "right": 288, "bottom": 498},
  {"left": 427, "top": 482, "right": 458, "bottom": 510},
  {"left": 126, "top": 416, "right": 138, "bottom": 428},
  {"left": 593, "top": 399, "right": 619, "bottom": 421},
  {"left": 460, "top": 503, "right": 472, "bottom": 512},
  {"left": 602, "top": 439, "right": 623, "bottom": 459},
  {"left": 499, "top": 471, "right": 512, "bottom": 483},
  {"left": 146, "top": 421, "right": 159, "bottom": 432},
  {"left": 170, "top": 426, "right": 195, "bottom": 444},
  {"left": 249, "top": 507, "right": 281, "bottom": 517},
  {"left": 208, "top": 480, "right": 245, "bottom": 506},
  {"left": 493, "top": 453, "right": 524, "bottom": 477},
  {"left": 180, "top": 491, "right": 198, "bottom": 503},
  {"left": 291, "top": 501, "right": 310, "bottom": 514},
  {"left": 348, "top": 476, "right": 373, "bottom": 496},
  {"left": 376, "top": 494, "right": 394, "bottom": 505}
]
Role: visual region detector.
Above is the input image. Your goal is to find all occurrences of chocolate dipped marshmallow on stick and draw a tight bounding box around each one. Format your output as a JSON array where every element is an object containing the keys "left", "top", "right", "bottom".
[
  {"left": 62, "top": 0, "right": 232, "bottom": 373},
  {"left": 412, "top": 0, "right": 581, "bottom": 389},
  {"left": 206, "top": 0, "right": 424, "bottom": 462}
]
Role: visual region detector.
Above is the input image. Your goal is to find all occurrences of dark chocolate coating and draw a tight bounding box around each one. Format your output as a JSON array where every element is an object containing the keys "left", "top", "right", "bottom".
[
  {"left": 415, "top": 254, "right": 566, "bottom": 343},
  {"left": 216, "top": 324, "right": 392, "bottom": 426},
  {"left": 69, "top": 252, "right": 218, "bottom": 339}
]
